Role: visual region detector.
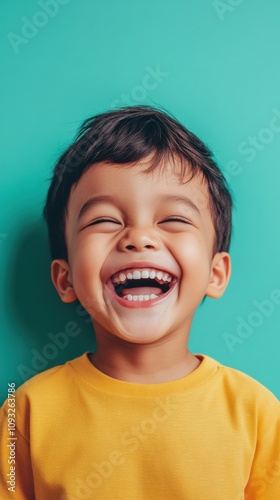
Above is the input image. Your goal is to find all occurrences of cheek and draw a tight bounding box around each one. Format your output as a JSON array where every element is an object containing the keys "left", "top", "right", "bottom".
[
  {"left": 172, "top": 234, "right": 211, "bottom": 279},
  {"left": 70, "top": 237, "right": 105, "bottom": 293}
]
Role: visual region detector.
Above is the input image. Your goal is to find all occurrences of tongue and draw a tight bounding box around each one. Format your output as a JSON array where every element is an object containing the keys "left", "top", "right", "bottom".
[{"left": 121, "top": 287, "right": 163, "bottom": 297}]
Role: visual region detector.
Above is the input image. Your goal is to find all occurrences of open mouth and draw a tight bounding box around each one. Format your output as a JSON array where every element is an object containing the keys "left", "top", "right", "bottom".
[{"left": 110, "top": 269, "right": 175, "bottom": 302}]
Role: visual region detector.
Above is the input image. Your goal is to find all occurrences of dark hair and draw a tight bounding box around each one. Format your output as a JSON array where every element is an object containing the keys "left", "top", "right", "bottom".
[{"left": 43, "top": 105, "right": 233, "bottom": 262}]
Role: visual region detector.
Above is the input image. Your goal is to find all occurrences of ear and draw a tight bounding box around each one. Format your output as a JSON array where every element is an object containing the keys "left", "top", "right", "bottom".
[
  {"left": 205, "top": 252, "right": 231, "bottom": 299},
  {"left": 51, "top": 259, "right": 77, "bottom": 303}
]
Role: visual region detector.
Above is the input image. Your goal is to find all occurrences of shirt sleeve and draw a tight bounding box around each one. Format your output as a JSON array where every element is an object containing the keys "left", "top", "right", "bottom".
[
  {"left": 244, "top": 395, "right": 280, "bottom": 499},
  {"left": 0, "top": 400, "right": 35, "bottom": 500}
]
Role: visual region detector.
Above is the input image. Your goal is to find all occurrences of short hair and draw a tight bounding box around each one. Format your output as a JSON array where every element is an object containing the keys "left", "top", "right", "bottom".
[{"left": 43, "top": 105, "right": 233, "bottom": 262}]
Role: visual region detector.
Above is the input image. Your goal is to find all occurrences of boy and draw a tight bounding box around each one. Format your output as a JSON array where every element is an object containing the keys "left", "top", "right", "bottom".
[{"left": 0, "top": 105, "right": 279, "bottom": 499}]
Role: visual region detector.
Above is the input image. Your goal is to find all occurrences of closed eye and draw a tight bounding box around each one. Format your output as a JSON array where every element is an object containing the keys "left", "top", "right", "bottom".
[
  {"left": 87, "top": 218, "right": 121, "bottom": 226},
  {"left": 160, "top": 218, "right": 190, "bottom": 224},
  {"left": 85, "top": 217, "right": 190, "bottom": 229}
]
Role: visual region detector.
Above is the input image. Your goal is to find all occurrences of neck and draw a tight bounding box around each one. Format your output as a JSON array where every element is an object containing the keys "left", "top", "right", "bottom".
[{"left": 89, "top": 325, "right": 201, "bottom": 384}]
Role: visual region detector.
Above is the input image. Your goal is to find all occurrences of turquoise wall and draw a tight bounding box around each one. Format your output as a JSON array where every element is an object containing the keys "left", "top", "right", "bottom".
[{"left": 1, "top": 0, "right": 280, "bottom": 404}]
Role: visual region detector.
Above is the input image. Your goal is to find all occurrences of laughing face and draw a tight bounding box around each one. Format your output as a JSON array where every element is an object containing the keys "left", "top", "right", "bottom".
[{"left": 51, "top": 159, "right": 231, "bottom": 348}]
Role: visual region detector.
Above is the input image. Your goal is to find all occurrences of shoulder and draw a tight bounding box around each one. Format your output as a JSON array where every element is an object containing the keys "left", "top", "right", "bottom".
[
  {"left": 1, "top": 352, "right": 89, "bottom": 412},
  {"left": 202, "top": 354, "right": 280, "bottom": 428},
  {"left": 1, "top": 353, "right": 91, "bottom": 439},
  {"left": 216, "top": 356, "right": 277, "bottom": 397}
]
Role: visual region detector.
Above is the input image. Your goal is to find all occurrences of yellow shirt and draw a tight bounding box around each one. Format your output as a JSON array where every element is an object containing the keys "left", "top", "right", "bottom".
[{"left": 0, "top": 352, "right": 280, "bottom": 499}]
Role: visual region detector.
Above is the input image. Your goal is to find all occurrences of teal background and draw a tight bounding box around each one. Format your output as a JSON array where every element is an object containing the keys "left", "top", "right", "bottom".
[{"left": 1, "top": 0, "right": 280, "bottom": 405}]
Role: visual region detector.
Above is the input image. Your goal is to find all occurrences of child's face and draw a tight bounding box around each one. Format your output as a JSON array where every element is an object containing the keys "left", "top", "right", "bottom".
[{"left": 51, "top": 159, "right": 231, "bottom": 345}]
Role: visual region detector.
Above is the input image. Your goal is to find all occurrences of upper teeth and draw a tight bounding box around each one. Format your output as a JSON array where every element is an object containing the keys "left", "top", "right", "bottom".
[{"left": 112, "top": 268, "right": 173, "bottom": 284}]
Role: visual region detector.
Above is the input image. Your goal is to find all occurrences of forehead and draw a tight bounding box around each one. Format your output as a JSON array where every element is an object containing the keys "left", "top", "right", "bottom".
[{"left": 65, "top": 160, "right": 214, "bottom": 242}]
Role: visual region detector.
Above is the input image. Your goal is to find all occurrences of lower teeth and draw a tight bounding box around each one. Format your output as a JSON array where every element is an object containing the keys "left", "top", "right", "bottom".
[{"left": 123, "top": 294, "right": 158, "bottom": 302}]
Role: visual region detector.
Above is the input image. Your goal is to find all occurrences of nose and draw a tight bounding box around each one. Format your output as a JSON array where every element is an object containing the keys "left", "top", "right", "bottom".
[{"left": 118, "top": 226, "right": 161, "bottom": 252}]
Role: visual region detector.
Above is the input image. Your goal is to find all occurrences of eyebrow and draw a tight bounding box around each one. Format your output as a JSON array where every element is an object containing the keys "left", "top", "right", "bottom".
[
  {"left": 77, "top": 195, "right": 121, "bottom": 221},
  {"left": 77, "top": 194, "right": 201, "bottom": 222},
  {"left": 158, "top": 195, "right": 201, "bottom": 215}
]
